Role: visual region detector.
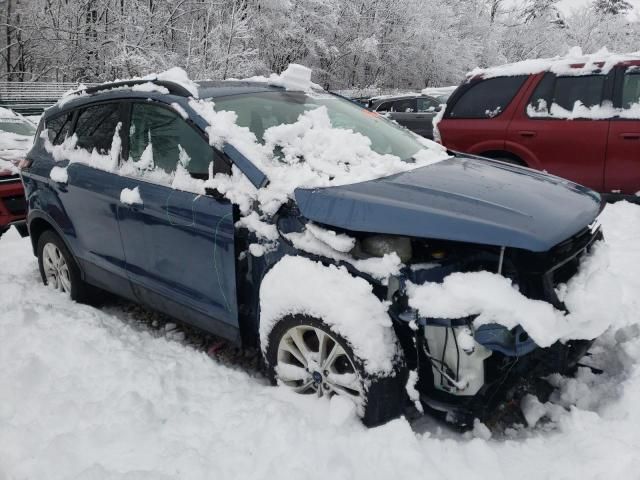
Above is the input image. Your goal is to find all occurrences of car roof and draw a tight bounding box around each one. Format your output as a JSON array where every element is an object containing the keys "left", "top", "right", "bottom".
[
  {"left": 42, "top": 79, "right": 288, "bottom": 119},
  {"left": 468, "top": 52, "right": 640, "bottom": 81},
  {"left": 370, "top": 94, "right": 437, "bottom": 106}
]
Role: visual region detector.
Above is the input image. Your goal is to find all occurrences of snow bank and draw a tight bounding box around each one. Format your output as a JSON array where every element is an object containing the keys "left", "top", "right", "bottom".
[
  {"left": 2, "top": 202, "right": 640, "bottom": 478},
  {"left": 407, "top": 237, "right": 627, "bottom": 348},
  {"left": 469, "top": 47, "right": 640, "bottom": 79},
  {"left": 259, "top": 255, "right": 399, "bottom": 375},
  {"left": 120, "top": 187, "right": 142, "bottom": 205}
]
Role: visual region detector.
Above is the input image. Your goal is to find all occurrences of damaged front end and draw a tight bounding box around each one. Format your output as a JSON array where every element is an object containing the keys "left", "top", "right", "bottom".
[{"left": 387, "top": 224, "right": 603, "bottom": 427}]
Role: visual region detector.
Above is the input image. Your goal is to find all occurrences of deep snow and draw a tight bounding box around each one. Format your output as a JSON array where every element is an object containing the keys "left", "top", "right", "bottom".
[{"left": 1, "top": 202, "right": 640, "bottom": 479}]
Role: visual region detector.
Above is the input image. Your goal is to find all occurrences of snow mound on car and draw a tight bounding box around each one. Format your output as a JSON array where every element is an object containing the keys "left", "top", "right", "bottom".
[
  {"left": 192, "top": 99, "right": 450, "bottom": 217},
  {"left": 407, "top": 232, "right": 632, "bottom": 347},
  {"left": 259, "top": 255, "right": 399, "bottom": 375}
]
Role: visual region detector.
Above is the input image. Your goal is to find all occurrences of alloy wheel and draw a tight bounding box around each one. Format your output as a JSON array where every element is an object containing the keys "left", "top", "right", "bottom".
[
  {"left": 42, "top": 242, "right": 72, "bottom": 295},
  {"left": 276, "top": 325, "right": 363, "bottom": 405}
]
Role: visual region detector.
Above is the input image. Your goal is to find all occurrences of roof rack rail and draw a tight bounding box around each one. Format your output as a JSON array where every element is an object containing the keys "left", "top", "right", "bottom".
[{"left": 81, "top": 79, "right": 193, "bottom": 97}]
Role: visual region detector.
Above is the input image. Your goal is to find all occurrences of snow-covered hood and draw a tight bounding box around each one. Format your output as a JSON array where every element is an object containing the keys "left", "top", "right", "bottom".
[{"left": 294, "top": 155, "right": 602, "bottom": 252}]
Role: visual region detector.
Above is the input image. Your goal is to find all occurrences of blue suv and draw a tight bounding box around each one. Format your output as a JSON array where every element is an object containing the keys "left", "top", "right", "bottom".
[{"left": 21, "top": 77, "right": 604, "bottom": 427}]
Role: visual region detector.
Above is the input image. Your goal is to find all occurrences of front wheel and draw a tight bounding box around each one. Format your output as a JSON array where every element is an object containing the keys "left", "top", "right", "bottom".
[{"left": 265, "top": 314, "right": 407, "bottom": 427}]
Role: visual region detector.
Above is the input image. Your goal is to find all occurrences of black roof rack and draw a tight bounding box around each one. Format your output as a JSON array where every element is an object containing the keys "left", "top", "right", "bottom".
[{"left": 81, "top": 79, "right": 193, "bottom": 97}]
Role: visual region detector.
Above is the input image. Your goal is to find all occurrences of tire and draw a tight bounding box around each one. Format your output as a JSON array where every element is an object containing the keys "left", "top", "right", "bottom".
[
  {"left": 265, "top": 314, "right": 407, "bottom": 427},
  {"left": 37, "top": 230, "right": 92, "bottom": 302}
]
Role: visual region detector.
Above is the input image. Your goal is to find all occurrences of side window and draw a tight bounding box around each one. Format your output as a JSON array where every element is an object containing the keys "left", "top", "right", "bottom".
[
  {"left": 417, "top": 97, "right": 439, "bottom": 112},
  {"left": 128, "top": 103, "right": 213, "bottom": 177},
  {"left": 46, "top": 112, "right": 74, "bottom": 145},
  {"left": 75, "top": 103, "right": 121, "bottom": 153},
  {"left": 448, "top": 76, "right": 527, "bottom": 119},
  {"left": 527, "top": 73, "right": 606, "bottom": 116},
  {"left": 621, "top": 68, "right": 640, "bottom": 109},
  {"left": 392, "top": 99, "right": 417, "bottom": 113},
  {"left": 554, "top": 75, "right": 605, "bottom": 110},
  {"left": 376, "top": 101, "right": 393, "bottom": 112}
]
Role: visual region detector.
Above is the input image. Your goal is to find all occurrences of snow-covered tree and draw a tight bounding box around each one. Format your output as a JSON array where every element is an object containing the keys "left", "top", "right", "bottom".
[{"left": 594, "top": 0, "right": 632, "bottom": 15}]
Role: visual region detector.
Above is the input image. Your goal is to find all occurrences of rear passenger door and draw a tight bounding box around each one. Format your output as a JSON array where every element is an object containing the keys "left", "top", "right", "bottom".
[
  {"left": 46, "top": 102, "right": 134, "bottom": 298},
  {"left": 507, "top": 72, "right": 612, "bottom": 191},
  {"left": 388, "top": 98, "right": 418, "bottom": 132},
  {"left": 605, "top": 65, "right": 640, "bottom": 194},
  {"left": 116, "top": 102, "right": 239, "bottom": 338},
  {"left": 440, "top": 76, "right": 527, "bottom": 152}
]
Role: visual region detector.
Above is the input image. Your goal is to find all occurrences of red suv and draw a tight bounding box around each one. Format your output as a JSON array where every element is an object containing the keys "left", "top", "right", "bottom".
[{"left": 437, "top": 54, "right": 640, "bottom": 198}]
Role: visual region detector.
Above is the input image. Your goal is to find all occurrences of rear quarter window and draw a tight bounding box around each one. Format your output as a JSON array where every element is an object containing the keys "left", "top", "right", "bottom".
[
  {"left": 45, "top": 112, "right": 74, "bottom": 145},
  {"left": 74, "top": 103, "right": 121, "bottom": 154},
  {"left": 446, "top": 76, "right": 527, "bottom": 119}
]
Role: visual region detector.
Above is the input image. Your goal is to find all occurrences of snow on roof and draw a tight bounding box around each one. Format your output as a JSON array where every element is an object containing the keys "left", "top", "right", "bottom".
[
  {"left": 420, "top": 86, "right": 457, "bottom": 97},
  {"left": 56, "top": 67, "right": 200, "bottom": 106},
  {"left": 241, "top": 64, "right": 323, "bottom": 93},
  {"left": 0, "top": 107, "right": 17, "bottom": 118},
  {"left": 469, "top": 47, "right": 640, "bottom": 79}
]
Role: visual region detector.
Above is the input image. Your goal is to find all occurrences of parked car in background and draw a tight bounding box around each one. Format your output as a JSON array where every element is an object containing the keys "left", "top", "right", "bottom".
[
  {"left": 368, "top": 93, "right": 443, "bottom": 139},
  {"left": 0, "top": 107, "right": 36, "bottom": 238},
  {"left": 436, "top": 53, "right": 640, "bottom": 199},
  {"left": 421, "top": 86, "right": 456, "bottom": 104},
  {"left": 21, "top": 74, "right": 604, "bottom": 428}
]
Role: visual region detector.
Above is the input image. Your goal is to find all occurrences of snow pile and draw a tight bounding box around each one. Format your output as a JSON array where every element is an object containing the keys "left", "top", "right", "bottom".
[
  {"left": 407, "top": 233, "right": 632, "bottom": 348},
  {"left": 0, "top": 106, "right": 18, "bottom": 118},
  {"left": 421, "top": 86, "right": 456, "bottom": 98},
  {"left": 193, "top": 100, "right": 450, "bottom": 218},
  {"left": 285, "top": 228, "right": 403, "bottom": 281},
  {"left": 469, "top": 47, "right": 640, "bottom": 79},
  {"left": 49, "top": 165, "right": 68, "bottom": 183},
  {"left": 119, "top": 187, "right": 142, "bottom": 205},
  {"left": 259, "top": 255, "right": 399, "bottom": 375},
  {"left": 244, "top": 63, "right": 321, "bottom": 92}
]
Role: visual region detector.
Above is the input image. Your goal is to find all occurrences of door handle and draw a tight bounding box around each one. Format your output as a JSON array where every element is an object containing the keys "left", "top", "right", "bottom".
[
  {"left": 519, "top": 131, "right": 537, "bottom": 138},
  {"left": 621, "top": 133, "right": 640, "bottom": 140}
]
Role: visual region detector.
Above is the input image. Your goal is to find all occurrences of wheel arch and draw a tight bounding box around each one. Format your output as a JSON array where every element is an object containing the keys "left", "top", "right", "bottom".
[
  {"left": 478, "top": 150, "right": 527, "bottom": 166},
  {"left": 28, "top": 212, "right": 82, "bottom": 278}
]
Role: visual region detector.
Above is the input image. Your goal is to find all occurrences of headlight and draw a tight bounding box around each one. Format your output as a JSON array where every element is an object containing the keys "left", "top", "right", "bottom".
[{"left": 361, "top": 235, "right": 412, "bottom": 262}]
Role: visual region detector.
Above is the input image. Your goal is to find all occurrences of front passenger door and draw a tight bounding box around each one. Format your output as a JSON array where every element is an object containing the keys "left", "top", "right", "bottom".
[{"left": 116, "top": 102, "right": 239, "bottom": 339}]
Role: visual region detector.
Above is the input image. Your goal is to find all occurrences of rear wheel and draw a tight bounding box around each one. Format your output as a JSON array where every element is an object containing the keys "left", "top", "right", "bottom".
[
  {"left": 265, "top": 314, "right": 407, "bottom": 427},
  {"left": 37, "top": 230, "right": 92, "bottom": 302}
]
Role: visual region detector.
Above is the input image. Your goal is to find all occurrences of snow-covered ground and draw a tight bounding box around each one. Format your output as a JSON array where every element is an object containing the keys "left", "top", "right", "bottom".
[{"left": 1, "top": 201, "right": 640, "bottom": 479}]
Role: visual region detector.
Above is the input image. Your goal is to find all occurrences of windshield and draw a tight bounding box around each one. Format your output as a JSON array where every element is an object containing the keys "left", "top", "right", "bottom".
[
  {"left": 0, "top": 118, "right": 36, "bottom": 136},
  {"left": 213, "top": 91, "right": 427, "bottom": 162}
]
